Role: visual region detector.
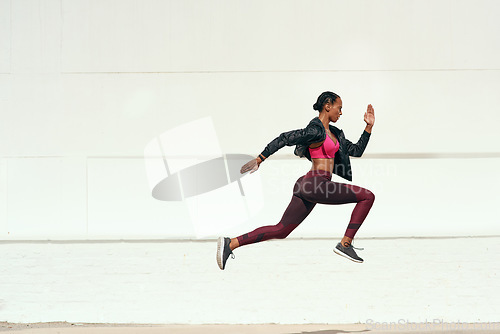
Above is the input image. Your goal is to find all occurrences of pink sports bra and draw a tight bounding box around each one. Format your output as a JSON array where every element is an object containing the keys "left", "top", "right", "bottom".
[{"left": 309, "top": 134, "right": 339, "bottom": 159}]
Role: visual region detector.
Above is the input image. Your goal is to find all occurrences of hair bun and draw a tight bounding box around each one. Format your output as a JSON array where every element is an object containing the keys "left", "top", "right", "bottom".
[{"left": 313, "top": 91, "right": 339, "bottom": 112}]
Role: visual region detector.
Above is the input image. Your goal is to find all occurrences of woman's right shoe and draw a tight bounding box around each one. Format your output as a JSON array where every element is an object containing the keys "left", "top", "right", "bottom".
[
  {"left": 334, "top": 242, "right": 364, "bottom": 263},
  {"left": 217, "top": 237, "right": 235, "bottom": 270}
]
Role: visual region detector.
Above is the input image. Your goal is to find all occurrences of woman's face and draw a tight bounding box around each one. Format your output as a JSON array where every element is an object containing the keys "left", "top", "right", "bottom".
[{"left": 326, "top": 97, "right": 342, "bottom": 122}]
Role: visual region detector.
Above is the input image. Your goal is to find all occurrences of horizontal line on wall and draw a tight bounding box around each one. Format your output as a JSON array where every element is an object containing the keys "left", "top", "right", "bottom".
[
  {"left": 2, "top": 69, "right": 498, "bottom": 75},
  {"left": 0, "top": 235, "right": 498, "bottom": 244},
  {"left": 60, "top": 68, "right": 500, "bottom": 75},
  {"left": 3, "top": 69, "right": 499, "bottom": 75},
  {"left": 1, "top": 153, "right": 499, "bottom": 159},
  {"left": 0, "top": 156, "right": 68, "bottom": 158},
  {"left": 358, "top": 152, "right": 500, "bottom": 159},
  {"left": 242, "top": 152, "right": 500, "bottom": 159},
  {"left": 98, "top": 152, "right": 500, "bottom": 159}
]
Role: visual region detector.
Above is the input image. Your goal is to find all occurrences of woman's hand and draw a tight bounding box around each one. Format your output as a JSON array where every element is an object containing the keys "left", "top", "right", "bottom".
[
  {"left": 364, "top": 104, "right": 375, "bottom": 127},
  {"left": 240, "top": 157, "right": 262, "bottom": 174},
  {"left": 364, "top": 104, "right": 375, "bottom": 133}
]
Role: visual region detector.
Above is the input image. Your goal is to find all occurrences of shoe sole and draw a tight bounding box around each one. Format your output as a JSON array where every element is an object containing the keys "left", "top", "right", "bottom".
[
  {"left": 216, "top": 237, "right": 224, "bottom": 270},
  {"left": 333, "top": 247, "right": 363, "bottom": 263}
]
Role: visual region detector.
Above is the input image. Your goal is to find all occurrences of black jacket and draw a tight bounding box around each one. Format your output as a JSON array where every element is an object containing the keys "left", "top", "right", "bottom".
[{"left": 259, "top": 116, "right": 371, "bottom": 181}]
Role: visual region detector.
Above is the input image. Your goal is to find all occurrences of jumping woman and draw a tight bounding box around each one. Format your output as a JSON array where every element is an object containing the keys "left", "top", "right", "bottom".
[{"left": 217, "top": 91, "right": 375, "bottom": 270}]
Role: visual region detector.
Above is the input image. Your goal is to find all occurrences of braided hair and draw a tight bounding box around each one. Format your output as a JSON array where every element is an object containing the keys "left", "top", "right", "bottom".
[{"left": 313, "top": 91, "right": 340, "bottom": 111}]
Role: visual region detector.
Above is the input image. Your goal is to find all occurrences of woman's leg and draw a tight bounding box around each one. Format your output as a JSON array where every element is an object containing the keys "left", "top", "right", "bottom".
[
  {"left": 231, "top": 176, "right": 316, "bottom": 250},
  {"left": 299, "top": 176, "right": 375, "bottom": 242},
  {"left": 340, "top": 183, "right": 375, "bottom": 240},
  {"left": 297, "top": 174, "right": 375, "bottom": 262},
  {"left": 233, "top": 173, "right": 375, "bottom": 249}
]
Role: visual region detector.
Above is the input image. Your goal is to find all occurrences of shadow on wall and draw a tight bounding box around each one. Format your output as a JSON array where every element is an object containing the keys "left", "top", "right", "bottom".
[{"left": 290, "top": 330, "right": 369, "bottom": 334}]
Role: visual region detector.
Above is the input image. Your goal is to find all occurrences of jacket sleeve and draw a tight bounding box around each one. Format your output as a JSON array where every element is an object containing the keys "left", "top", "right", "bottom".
[
  {"left": 345, "top": 130, "right": 371, "bottom": 157},
  {"left": 259, "top": 123, "right": 323, "bottom": 160}
]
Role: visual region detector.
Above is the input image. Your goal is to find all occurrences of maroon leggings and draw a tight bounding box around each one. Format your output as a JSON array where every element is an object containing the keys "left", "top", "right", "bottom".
[{"left": 237, "top": 170, "right": 375, "bottom": 247}]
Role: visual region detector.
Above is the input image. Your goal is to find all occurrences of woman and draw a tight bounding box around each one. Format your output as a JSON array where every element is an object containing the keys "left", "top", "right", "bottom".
[{"left": 217, "top": 91, "right": 375, "bottom": 270}]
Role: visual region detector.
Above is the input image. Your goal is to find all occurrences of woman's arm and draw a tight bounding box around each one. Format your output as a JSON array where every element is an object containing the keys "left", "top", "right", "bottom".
[
  {"left": 258, "top": 123, "right": 323, "bottom": 161},
  {"left": 345, "top": 131, "right": 371, "bottom": 157},
  {"left": 240, "top": 122, "right": 323, "bottom": 174}
]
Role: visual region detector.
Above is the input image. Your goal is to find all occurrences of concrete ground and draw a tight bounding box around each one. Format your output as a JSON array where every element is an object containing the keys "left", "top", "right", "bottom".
[
  {"left": 1, "top": 238, "right": 499, "bottom": 325},
  {"left": 2, "top": 322, "right": 500, "bottom": 333}
]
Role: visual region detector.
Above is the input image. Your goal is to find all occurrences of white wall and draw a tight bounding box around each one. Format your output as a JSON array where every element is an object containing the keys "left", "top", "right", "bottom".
[
  {"left": 1, "top": 0, "right": 499, "bottom": 240},
  {"left": 1, "top": 0, "right": 500, "bottom": 326}
]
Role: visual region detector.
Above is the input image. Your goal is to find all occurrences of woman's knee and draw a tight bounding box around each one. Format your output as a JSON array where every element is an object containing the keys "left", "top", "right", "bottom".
[
  {"left": 364, "top": 189, "right": 375, "bottom": 203},
  {"left": 347, "top": 184, "right": 375, "bottom": 203}
]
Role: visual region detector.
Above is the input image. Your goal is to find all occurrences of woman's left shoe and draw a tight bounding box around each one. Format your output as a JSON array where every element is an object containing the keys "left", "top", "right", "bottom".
[
  {"left": 334, "top": 242, "right": 364, "bottom": 263},
  {"left": 216, "top": 237, "right": 235, "bottom": 270}
]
